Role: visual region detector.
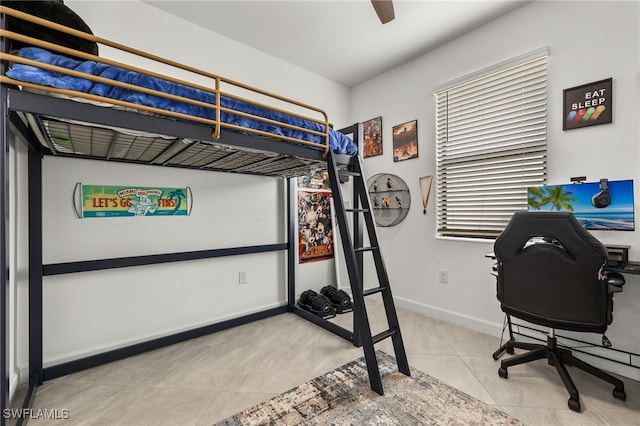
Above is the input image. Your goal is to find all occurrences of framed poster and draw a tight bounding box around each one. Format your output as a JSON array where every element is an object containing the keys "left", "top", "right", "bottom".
[
  {"left": 298, "top": 189, "right": 334, "bottom": 263},
  {"left": 563, "top": 78, "right": 612, "bottom": 131},
  {"left": 362, "top": 116, "right": 383, "bottom": 158},
  {"left": 392, "top": 120, "right": 418, "bottom": 162}
]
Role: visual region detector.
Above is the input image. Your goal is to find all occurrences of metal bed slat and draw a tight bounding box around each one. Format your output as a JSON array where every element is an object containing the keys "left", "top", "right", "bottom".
[
  {"left": 6, "top": 90, "right": 330, "bottom": 163},
  {"left": 30, "top": 110, "right": 328, "bottom": 177}
]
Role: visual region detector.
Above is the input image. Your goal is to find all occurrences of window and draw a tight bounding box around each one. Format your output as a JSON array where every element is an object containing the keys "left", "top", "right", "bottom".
[{"left": 435, "top": 49, "right": 548, "bottom": 239}]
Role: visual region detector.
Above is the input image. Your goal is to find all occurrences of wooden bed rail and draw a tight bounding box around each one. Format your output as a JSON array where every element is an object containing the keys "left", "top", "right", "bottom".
[{"left": 0, "top": 5, "right": 331, "bottom": 156}]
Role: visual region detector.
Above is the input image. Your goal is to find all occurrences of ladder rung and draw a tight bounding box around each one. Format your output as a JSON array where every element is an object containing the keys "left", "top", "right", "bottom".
[
  {"left": 345, "top": 208, "right": 370, "bottom": 213},
  {"left": 354, "top": 246, "right": 378, "bottom": 253},
  {"left": 339, "top": 170, "right": 361, "bottom": 176},
  {"left": 362, "top": 286, "right": 388, "bottom": 297},
  {"left": 372, "top": 328, "right": 398, "bottom": 344}
]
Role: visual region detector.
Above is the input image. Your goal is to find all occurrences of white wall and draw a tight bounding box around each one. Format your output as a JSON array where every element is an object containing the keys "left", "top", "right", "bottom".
[
  {"left": 8, "top": 124, "right": 30, "bottom": 399},
  {"left": 41, "top": 157, "right": 287, "bottom": 365},
  {"left": 350, "top": 0, "right": 640, "bottom": 379}
]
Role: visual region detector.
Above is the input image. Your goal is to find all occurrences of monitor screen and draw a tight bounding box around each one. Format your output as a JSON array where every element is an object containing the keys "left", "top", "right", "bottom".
[{"left": 528, "top": 179, "right": 634, "bottom": 231}]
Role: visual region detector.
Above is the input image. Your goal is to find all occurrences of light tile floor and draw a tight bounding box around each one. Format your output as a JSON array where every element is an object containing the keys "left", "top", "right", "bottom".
[{"left": 11, "top": 299, "right": 640, "bottom": 425}]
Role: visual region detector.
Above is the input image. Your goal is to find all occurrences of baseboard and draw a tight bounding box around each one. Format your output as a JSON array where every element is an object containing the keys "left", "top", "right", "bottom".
[
  {"left": 392, "top": 296, "right": 640, "bottom": 381},
  {"left": 394, "top": 296, "right": 504, "bottom": 338}
]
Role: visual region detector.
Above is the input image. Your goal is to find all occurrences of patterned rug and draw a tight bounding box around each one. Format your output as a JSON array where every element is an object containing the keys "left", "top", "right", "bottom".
[{"left": 216, "top": 351, "right": 522, "bottom": 425}]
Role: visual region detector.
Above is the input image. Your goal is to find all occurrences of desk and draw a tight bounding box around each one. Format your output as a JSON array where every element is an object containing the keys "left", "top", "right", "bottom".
[
  {"left": 487, "top": 252, "right": 640, "bottom": 276},
  {"left": 606, "top": 261, "right": 640, "bottom": 275}
]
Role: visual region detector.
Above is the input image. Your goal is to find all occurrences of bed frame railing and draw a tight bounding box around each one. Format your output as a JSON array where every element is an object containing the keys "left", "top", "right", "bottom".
[{"left": 0, "top": 5, "right": 330, "bottom": 156}]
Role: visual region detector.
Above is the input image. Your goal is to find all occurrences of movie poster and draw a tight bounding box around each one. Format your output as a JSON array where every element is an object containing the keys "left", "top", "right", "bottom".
[
  {"left": 392, "top": 120, "right": 418, "bottom": 162},
  {"left": 298, "top": 189, "right": 334, "bottom": 263},
  {"left": 362, "top": 116, "right": 383, "bottom": 158}
]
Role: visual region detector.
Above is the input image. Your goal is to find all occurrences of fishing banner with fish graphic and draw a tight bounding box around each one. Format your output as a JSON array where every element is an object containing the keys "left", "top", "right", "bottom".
[{"left": 75, "top": 184, "right": 192, "bottom": 218}]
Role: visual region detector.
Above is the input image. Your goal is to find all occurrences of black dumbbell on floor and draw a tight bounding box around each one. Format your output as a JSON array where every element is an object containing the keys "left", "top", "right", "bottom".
[
  {"left": 320, "top": 285, "right": 352, "bottom": 313},
  {"left": 299, "top": 289, "right": 336, "bottom": 319}
]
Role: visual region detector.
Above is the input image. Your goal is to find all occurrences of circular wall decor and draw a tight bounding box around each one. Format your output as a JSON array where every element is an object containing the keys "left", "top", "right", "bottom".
[{"left": 366, "top": 173, "right": 411, "bottom": 227}]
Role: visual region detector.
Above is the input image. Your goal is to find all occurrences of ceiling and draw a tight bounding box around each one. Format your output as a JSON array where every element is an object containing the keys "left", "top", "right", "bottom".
[{"left": 144, "top": 0, "right": 530, "bottom": 87}]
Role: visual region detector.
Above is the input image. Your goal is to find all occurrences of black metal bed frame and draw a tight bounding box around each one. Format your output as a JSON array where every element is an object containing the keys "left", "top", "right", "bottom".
[{"left": 0, "top": 79, "right": 368, "bottom": 425}]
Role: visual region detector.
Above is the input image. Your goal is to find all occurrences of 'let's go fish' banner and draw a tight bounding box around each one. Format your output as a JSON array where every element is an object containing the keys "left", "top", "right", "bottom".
[{"left": 76, "top": 184, "right": 192, "bottom": 218}]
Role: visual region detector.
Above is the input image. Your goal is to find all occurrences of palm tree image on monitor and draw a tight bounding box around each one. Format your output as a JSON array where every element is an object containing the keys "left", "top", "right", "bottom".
[
  {"left": 528, "top": 185, "right": 578, "bottom": 211},
  {"left": 528, "top": 180, "right": 635, "bottom": 231}
]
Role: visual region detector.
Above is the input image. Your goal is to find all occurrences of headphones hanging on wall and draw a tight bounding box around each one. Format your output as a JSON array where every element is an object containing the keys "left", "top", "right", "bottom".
[{"left": 591, "top": 178, "right": 611, "bottom": 208}]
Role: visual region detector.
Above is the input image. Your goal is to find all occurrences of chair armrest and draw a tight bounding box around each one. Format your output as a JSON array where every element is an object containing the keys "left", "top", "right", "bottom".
[{"left": 607, "top": 271, "right": 625, "bottom": 293}]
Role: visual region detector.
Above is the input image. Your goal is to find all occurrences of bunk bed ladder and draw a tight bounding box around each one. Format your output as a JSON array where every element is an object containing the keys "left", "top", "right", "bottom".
[{"left": 326, "top": 151, "right": 411, "bottom": 395}]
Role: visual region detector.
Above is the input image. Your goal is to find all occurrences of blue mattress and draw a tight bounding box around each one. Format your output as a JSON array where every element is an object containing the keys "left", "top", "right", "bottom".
[{"left": 7, "top": 47, "right": 357, "bottom": 156}]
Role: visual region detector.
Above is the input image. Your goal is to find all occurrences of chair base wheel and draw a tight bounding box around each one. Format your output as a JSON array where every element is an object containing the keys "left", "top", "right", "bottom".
[
  {"left": 498, "top": 367, "right": 508, "bottom": 378},
  {"left": 506, "top": 347, "right": 515, "bottom": 355},
  {"left": 613, "top": 388, "right": 626, "bottom": 401},
  {"left": 568, "top": 398, "right": 581, "bottom": 412}
]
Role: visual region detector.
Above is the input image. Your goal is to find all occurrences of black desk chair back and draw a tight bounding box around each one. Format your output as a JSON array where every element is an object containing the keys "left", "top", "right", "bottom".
[{"left": 493, "top": 211, "right": 626, "bottom": 412}]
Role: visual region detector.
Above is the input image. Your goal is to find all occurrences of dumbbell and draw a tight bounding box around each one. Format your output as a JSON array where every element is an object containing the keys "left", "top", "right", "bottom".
[
  {"left": 320, "top": 285, "right": 352, "bottom": 313},
  {"left": 299, "top": 289, "right": 334, "bottom": 318}
]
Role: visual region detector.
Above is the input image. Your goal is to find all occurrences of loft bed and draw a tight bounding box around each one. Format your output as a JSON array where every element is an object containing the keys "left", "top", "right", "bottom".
[
  {"left": 0, "top": 3, "right": 365, "bottom": 421},
  {"left": 0, "top": 5, "right": 357, "bottom": 176}
]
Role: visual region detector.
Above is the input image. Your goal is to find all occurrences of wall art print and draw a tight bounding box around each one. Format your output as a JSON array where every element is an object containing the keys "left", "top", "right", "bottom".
[
  {"left": 362, "top": 116, "right": 383, "bottom": 158},
  {"left": 298, "top": 189, "right": 334, "bottom": 263},
  {"left": 563, "top": 78, "right": 612, "bottom": 131},
  {"left": 392, "top": 120, "right": 418, "bottom": 162}
]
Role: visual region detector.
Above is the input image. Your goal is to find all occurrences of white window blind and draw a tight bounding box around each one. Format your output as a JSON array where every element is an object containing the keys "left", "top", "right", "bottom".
[{"left": 435, "top": 51, "right": 548, "bottom": 239}]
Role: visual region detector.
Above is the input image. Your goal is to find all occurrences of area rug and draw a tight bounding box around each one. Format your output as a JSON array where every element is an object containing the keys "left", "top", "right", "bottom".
[{"left": 216, "top": 351, "right": 522, "bottom": 425}]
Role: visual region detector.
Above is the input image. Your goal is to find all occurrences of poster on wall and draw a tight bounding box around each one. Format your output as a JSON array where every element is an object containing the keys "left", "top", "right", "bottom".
[
  {"left": 392, "top": 120, "right": 418, "bottom": 162},
  {"left": 75, "top": 184, "right": 191, "bottom": 218},
  {"left": 362, "top": 116, "right": 383, "bottom": 158},
  {"left": 298, "top": 189, "right": 334, "bottom": 263},
  {"left": 527, "top": 179, "right": 634, "bottom": 231},
  {"left": 563, "top": 78, "right": 612, "bottom": 131}
]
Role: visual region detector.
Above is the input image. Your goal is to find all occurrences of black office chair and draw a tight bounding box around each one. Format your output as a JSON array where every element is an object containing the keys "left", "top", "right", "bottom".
[{"left": 492, "top": 211, "right": 626, "bottom": 412}]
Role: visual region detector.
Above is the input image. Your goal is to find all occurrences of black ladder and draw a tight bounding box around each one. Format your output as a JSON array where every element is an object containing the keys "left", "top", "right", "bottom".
[{"left": 326, "top": 151, "right": 411, "bottom": 395}]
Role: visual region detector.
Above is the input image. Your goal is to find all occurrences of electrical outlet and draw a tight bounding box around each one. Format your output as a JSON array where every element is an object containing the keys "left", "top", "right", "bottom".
[
  {"left": 438, "top": 270, "right": 448, "bottom": 284},
  {"left": 238, "top": 271, "right": 248, "bottom": 284}
]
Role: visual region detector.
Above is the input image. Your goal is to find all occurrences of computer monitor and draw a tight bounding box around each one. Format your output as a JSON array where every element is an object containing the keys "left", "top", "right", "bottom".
[{"left": 527, "top": 179, "right": 634, "bottom": 231}]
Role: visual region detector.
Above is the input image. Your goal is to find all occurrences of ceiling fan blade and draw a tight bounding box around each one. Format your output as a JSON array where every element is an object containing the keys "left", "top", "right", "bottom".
[{"left": 371, "top": 0, "right": 395, "bottom": 24}]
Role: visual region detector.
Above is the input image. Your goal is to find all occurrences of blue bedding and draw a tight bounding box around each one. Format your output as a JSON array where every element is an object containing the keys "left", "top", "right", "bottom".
[{"left": 7, "top": 47, "right": 357, "bottom": 156}]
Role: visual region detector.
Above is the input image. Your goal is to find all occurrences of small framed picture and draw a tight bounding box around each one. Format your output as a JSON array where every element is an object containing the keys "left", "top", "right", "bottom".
[
  {"left": 563, "top": 78, "right": 612, "bottom": 131},
  {"left": 362, "top": 116, "right": 383, "bottom": 158},
  {"left": 392, "top": 120, "right": 418, "bottom": 162}
]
